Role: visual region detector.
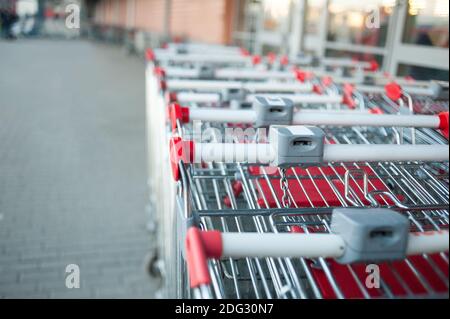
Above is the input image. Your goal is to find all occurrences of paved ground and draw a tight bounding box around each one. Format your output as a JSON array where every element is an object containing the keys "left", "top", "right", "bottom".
[{"left": 0, "top": 39, "right": 158, "bottom": 298}]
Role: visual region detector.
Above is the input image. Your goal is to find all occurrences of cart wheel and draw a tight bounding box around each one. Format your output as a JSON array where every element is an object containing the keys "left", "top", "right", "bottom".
[{"left": 145, "top": 251, "right": 162, "bottom": 278}]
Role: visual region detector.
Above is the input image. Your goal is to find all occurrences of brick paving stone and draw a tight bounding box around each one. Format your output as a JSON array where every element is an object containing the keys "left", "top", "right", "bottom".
[{"left": 0, "top": 39, "right": 158, "bottom": 298}]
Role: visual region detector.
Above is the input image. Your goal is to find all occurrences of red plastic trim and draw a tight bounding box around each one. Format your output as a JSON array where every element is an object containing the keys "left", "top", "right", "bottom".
[
  {"left": 181, "top": 107, "right": 189, "bottom": 125},
  {"left": 280, "top": 55, "right": 289, "bottom": 66},
  {"left": 366, "top": 59, "right": 379, "bottom": 72},
  {"left": 385, "top": 82, "right": 403, "bottom": 101},
  {"left": 438, "top": 112, "right": 449, "bottom": 139},
  {"left": 169, "top": 137, "right": 195, "bottom": 181},
  {"left": 185, "top": 228, "right": 223, "bottom": 288},
  {"left": 145, "top": 49, "right": 155, "bottom": 62},
  {"left": 185, "top": 227, "right": 210, "bottom": 288},
  {"left": 166, "top": 91, "right": 178, "bottom": 103},
  {"left": 252, "top": 166, "right": 405, "bottom": 212},
  {"left": 322, "top": 76, "right": 333, "bottom": 87},
  {"left": 295, "top": 69, "right": 313, "bottom": 83},
  {"left": 153, "top": 67, "right": 166, "bottom": 78},
  {"left": 369, "top": 107, "right": 384, "bottom": 115},
  {"left": 169, "top": 137, "right": 182, "bottom": 181},
  {"left": 252, "top": 55, "right": 262, "bottom": 65},
  {"left": 343, "top": 83, "right": 354, "bottom": 95},
  {"left": 342, "top": 92, "right": 356, "bottom": 109},
  {"left": 313, "top": 84, "right": 324, "bottom": 95},
  {"left": 240, "top": 48, "right": 250, "bottom": 57},
  {"left": 267, "top": 52, "right": 277, "bottom": 64},
  {"left": 169, "top": 103, "right": 190, "bottom": 131},
  {"left": 159, "top": 79, "right": 167, "bottom": 91},
  {"left": 223, "top": 181, "right": 244, "bottom": 207},
  {"left": 201, "top": 231, "right": 223, "bottom": 259},
  {"left": 290, "top": 225, "right": 304, "bottom": 233}
]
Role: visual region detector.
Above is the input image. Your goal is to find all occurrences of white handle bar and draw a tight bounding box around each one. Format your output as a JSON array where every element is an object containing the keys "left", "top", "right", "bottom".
[
  {"left": 173, "top": 92, "right": 342, "bottom": 104},
  {"left": 247, "top": 94, "right": 343, "bottom": 104},
  {"left": 187, "top": 108, "right": 441, "bottom": 129},
  {"left": 322, "top": 58, "right": 371, "bottom": 69},
  {"left": 165, "top": 68, "right": 297, "bottom": 80},
  {"left": 355, "top": 84, "right": 438, "bottom": 97},
  {"left": 194, "top": 143, "right": 449, "bottom": 164},
  {"left": 292, "top": 112, "right": 441, "bottom": 128},
  {"left": 163, "top": 67, "right": 365, "bottom": 84},
  {"left": 167, "top": 79, "right": 313, "bottom": 93},
  {"left": 176, "top": 92, "right": 222, "bottom": 104},
  {"left": 153, "top": 53, "right": 251, "bottom": 64},
  {"left": 221, "top": 231, "right": 449, "bottom": 259}
]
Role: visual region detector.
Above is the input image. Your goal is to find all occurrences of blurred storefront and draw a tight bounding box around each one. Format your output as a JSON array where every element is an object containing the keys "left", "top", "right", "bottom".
[
  {"left": 1, "top": 0, "right": 84, "bottom": 37},
  {"left": 90, "top": 0, "right": 235, "bottom": 48},
  {"left": 0, "top": 0, "right": 17, "bottom": 10},
  {"left": 89, "top": 0, "right": 448, "bottom": 80}
]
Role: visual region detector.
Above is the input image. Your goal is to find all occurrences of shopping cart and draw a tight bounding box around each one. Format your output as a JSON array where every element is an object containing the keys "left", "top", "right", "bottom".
[
  {"left": 145, "top": 43, "right": 449, "bottom": 299},
  {"left": 170, "top": 123, "right": 449, "bottom": 299},
  {"left": 166, "top": 96, "right": 449, "bottom": 299}
]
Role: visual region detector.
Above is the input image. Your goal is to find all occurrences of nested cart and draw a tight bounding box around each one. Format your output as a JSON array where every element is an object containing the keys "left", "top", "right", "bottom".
[{"left": 145, "top": 45, "right": 449, "bottom": 299}]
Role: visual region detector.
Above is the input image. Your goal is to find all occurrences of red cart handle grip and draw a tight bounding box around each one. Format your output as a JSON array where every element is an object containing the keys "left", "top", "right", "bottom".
[
  {"left": 294, "top": 69, "right": 313, "bottom": 83},
  {"left": 169, "top": 137, "right": 194, "bottom": 181},
  {"left": 342, "top": 84, "right": 356, "bottom": 109},
  {"left": 252, "top": 55, "right": 262, "bottom": 65},
  {"left": 267, "top": 52, "right": 277, "bottom": 64},
  {"left": 166, "top": 92, "right": 178, "bottom": 103},
  {"left": 367, "top": 59, "right": 379, "bottom": 72},
  {"left": 240, "top": 48, "right": 250, "bottom": 57},
  {"left": 385, "top": 82, "right": 403, "bottom": 101},
  {"left": 280, "top": 55, "right": 289, "bottom": 66},
  {"left": 145, "top": 49, "right": 155, "bottom": 62},
  {"left": 322, "top": 76, "right": 334, "bottom": 87},
  {"left": 168, "top": 103, "right": 190, "bottom": 131},
  {"left": 153, "top": 67, "right": 166, "bottom": 78},
  {"left": 439, "top": 112, "right": 449, "bottom": 139},
  {"left": 186, "top": 228, "right": 223, "bottom": 288},
  {"left": 223, "top": 181, "right": 244, "bottom": 207}
]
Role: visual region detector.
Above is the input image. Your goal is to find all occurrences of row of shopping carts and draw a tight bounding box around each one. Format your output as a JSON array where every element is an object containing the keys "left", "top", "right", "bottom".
[{"left": 145, "top": 43, "right": 449, "bottom": 299}]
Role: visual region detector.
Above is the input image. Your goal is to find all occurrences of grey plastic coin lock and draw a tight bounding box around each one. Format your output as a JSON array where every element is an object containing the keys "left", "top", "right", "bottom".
[
  {"left": 269, "top": 125, "right": 325, "bottom": 166},
  {"left": 429, "top": 82, "right": 444, "bottom": 100},
  {"left": 331, "top": 208, "right": 409, "bottom": 264},
  {"left": 434, "top": 81, "right": 448, "bottom": 100},
  {"left": 198, "top": 65, "right": 216, "bottom": 80},
  {"left": 176, "top": 45, "right": 188, "bottom": 55},
  {"left": 222, "top": 88, "right": 245, "bottom": 103},
  {"left": 253, "top": 96, "right": 294, "bottom": 128}
]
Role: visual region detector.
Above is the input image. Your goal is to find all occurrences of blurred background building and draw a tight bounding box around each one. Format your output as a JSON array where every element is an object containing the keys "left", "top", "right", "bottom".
[
  {"left": 1, "top": 0, "right": 448, "bottom": 80},
  {"left": 86, "top": 0, "right": 449, "bottom": 80}
]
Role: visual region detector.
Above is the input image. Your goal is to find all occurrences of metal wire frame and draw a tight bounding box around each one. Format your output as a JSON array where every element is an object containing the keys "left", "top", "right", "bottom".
[
  {"left": 149, "top": 58, "right": 449, "bottom": 298},
  {"left": 176, "top": 116, "right": 445, "bottom": 151},
  {"left": 359, "top": 90, "right": 448, "bottom": 118},
  {"left": 157, "top": 58, "right": 255, "bottom": 71},
  {"left": 354, "top": 90, "right": 449, "bottom": 145},
  {"left": 168, "top": 81, "right": 447, "bottom": 119},
  {"left": 184, "top": 158, "right": 449, "bottom": 299},
  {"left": 176, "top": 120, "right": 449, "bottom": 299},
  {"left": 167, "top": 78, "right": 449, "bottom": 295}
]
